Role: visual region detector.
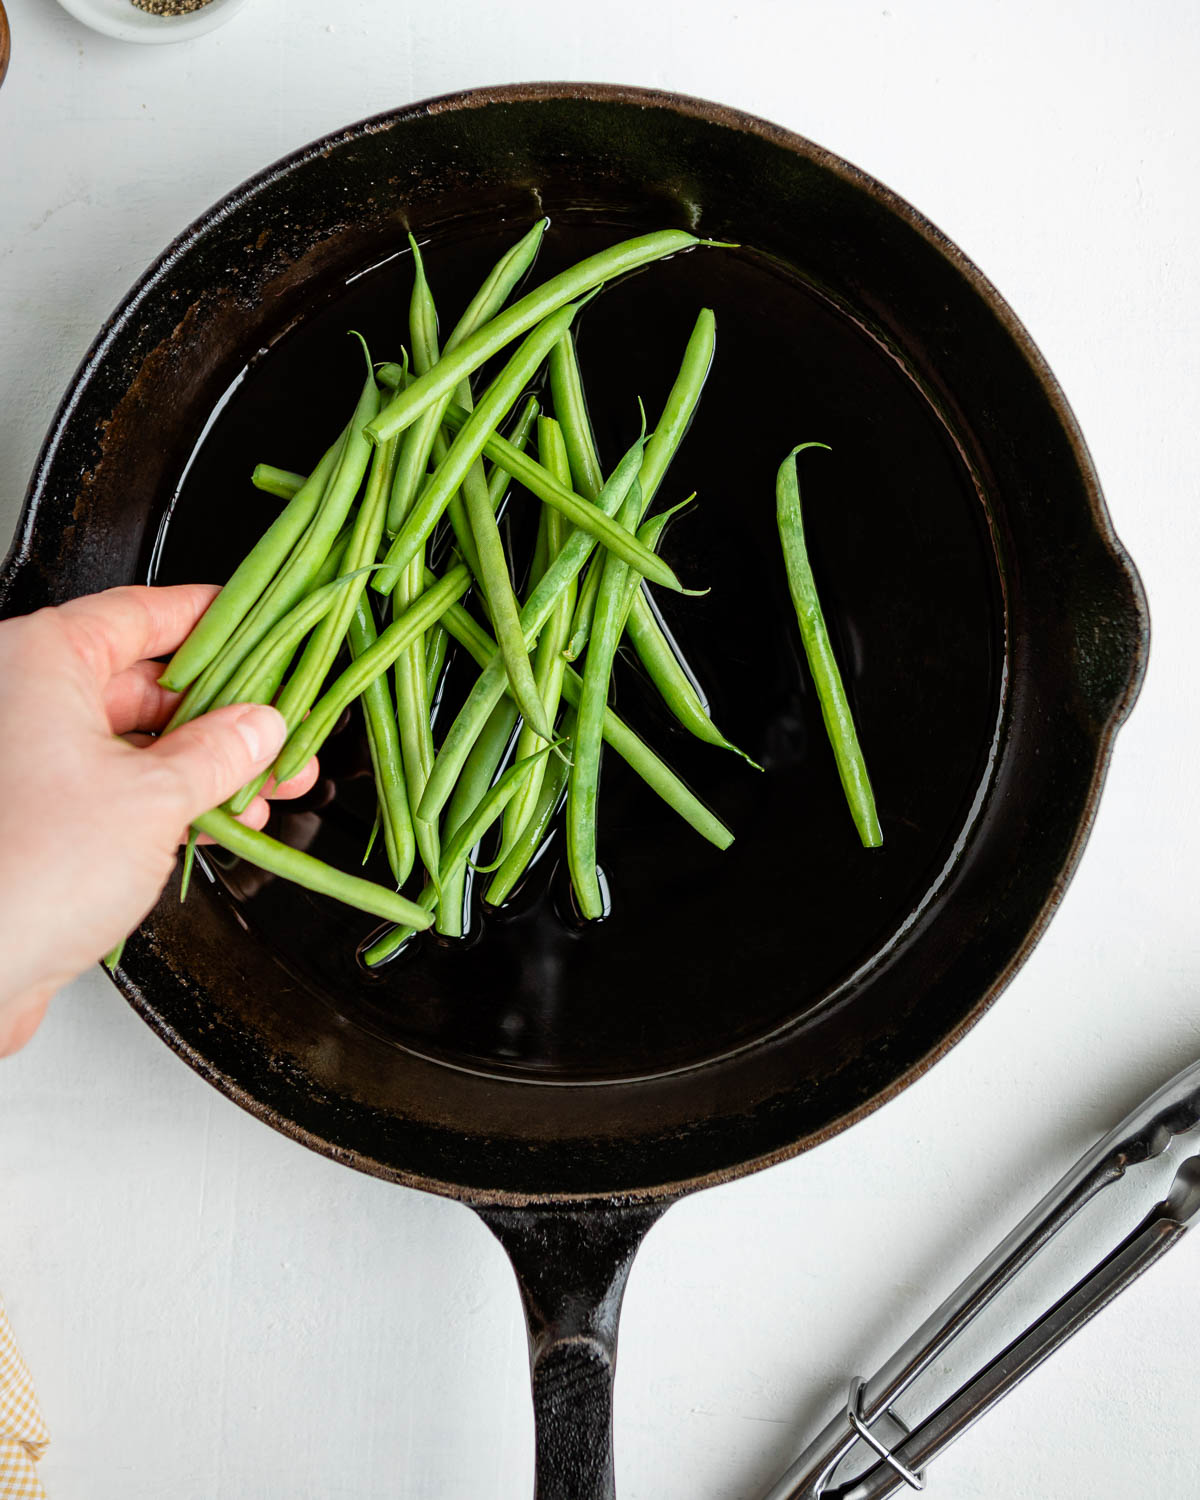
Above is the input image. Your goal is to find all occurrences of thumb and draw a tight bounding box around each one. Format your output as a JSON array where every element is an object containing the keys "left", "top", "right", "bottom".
[{"left": 146, "top": 703, "right": 288, "bottom": 824}]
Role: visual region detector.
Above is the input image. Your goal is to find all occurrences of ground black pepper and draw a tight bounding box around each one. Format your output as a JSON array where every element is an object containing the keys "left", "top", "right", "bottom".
[{"left": 130, "top": 0, "right": 216, "bottom": 15}]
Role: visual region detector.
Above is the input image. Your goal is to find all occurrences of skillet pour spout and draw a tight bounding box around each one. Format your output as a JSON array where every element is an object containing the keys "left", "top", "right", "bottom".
[{"left": 0, "top": 83, "right": 1148, "bottom": 1496}]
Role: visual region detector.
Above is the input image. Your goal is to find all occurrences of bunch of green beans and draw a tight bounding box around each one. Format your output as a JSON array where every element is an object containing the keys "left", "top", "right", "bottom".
[{"left": 107, "top": 221, "right": 881, "bottom": 979}]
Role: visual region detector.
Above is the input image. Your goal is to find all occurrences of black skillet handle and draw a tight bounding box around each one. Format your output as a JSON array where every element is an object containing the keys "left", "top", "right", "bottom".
[{"left": 478, "top": 1199, "right": 672, "bottom": 1500}]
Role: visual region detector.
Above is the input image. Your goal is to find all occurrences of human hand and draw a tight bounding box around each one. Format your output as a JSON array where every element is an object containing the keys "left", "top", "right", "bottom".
[{"left": 0, "top": 585, "right": 318, "bottom": 1056}]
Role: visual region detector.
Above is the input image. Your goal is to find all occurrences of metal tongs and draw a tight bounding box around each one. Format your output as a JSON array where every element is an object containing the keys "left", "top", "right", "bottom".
[{"left": 764, "top": 1057, "right": 1200, "bottom": 1499}]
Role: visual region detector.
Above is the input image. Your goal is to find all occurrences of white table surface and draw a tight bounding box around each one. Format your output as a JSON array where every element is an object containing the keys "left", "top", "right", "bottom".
[{"left": 2, "top": 2, "right": 1198, "bottom": 1496}]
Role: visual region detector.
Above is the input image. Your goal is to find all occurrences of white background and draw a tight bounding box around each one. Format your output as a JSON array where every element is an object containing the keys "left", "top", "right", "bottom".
[{"left": 2, "top": 2, "right": 1199, "bottom": 1496}]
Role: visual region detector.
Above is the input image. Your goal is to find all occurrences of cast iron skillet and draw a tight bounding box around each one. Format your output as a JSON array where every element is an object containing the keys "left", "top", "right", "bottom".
[{"left": 0, "top": 84, "right": 1147, "bottom": 1497}]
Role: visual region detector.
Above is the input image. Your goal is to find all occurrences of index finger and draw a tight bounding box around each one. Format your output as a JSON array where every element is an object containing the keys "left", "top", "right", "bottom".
[{"left": 52, "top": 584, "right": 220, "bottom": 682}]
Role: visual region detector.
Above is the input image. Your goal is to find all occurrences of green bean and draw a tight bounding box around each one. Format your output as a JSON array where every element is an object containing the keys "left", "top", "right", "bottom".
[
  {"left": 563, "top": 558, "right": 602, "bottom": 662},
  {"left": 272, "top": 564, "right": 472, "bottom": 786},
  {"left": 499, "top": 418, "right": 575, "bottom": 857},
  {"left": 163, "top": 530, "right": 356, "bottom": 737},
  {"left": 559, "top": 307, "right": 715, "bottom": 668},
  {"left": 378, "top": 305, "right": 584, "bottom": 737},
  {"left": 385, "top": 239, "right": 449, "bottom": 537},
  {"left": 386, "top": 225, "right": 545, "bottom": 538},
  {"left": 391, "top": 238, "right": 443, "bottom": 882},
  {"left": 168, "top": 358, "right": 380, "bottom": 727},
  {"left": 624, "top": 593, "right": 760, "bottom": 768},
  {"left": 227, "top": 369, "right": 393, "bottom": 814},
  {"left": 361, "top": 744, "right": 554, "bottom": 966},
  {"left": 192, "top": 808, "right": 434, "bottom": 929},
  {"left": 179, "top": 831, "right": 199, "bottom": 904},
  {"left": 251, "top": 464, "right": 309, "bottom": 501},
  {"left": 548, "top": 331, "right": 604, "bottom": 501},
  {"left": 183, "top": 528, "right": 379, "bottom": 885},
  {"left": 563, "top": 428, "right": 659, "bottom": 665},
  {"left": 486, "top": 394, "right": 540, "bottom": 509},
  {"left": 251, "top": 393, "right": 542, "bottom": 538},
  {"left": 159, "top": 434, "right": 344, "bottom": 693},
  {"left": 436, "top": 697, "right": 520, "bottom": 937},
  {"left": 102, "top": 938, "right": 125, "bottom": 973},
  {"left": 367, "top": 229, "right": 709, "bottom": 445},
  {"left": 424, "top": 567, "right": 734, "bottom": 850},
  {"left": 557, "top": 665, "right": 733, "bottom": 850},
  {"left": 567, "top": 483, "right": 642, "bottom": 917},
  {"left": 362, "top": 809, "right": 381, "bottom": 866},
  {"left": 413, "top": 398, "right": 686, "bottom": 593},
  {"left": 776, "top": 445, "right": 881, "bottom": 847},
  {"left": 439, "top": 230, "right": 544, "bottom": 572},
  {"left": 375, "top": 302, "right": 577, "bottom": 590},
  {"left": 446, "top": 219, "right": 548, "bottom": 356},
  {"left": 485, "top": 710, "right": 573, "bottom": 907},
  {"left": 634, "top": 308, "right": 716, "bottom": 520},
  {"left": 416, "top": 428, "right": 647, "bottom": 824},
  {"left": 209, "top": 563, "right": 371, "bottom": 714},
  {"left": 424, "top": 622, "right": 450, "bottom": 708},
  {"left": 349, "top": 596, "right": 416, "bottom": 886},
  {"left": 556, "top": 346, "right": 627, "bottom": 659},
  {"left": 241, "top": 400, "right": 542, "bottom": 720}
]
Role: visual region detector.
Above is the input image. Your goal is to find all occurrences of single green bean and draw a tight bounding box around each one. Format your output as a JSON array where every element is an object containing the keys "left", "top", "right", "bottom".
[
  {"left": 567, "top": 483, "right": 641, "bottom": 917},
  {"left": 558, "top": 665, "right": 733, "bottom": 850},
  {"left": 486, "top": 710, "right": 573, "bottom": 907},
  {"left": 349, "top": 596, "right": 416, "bottom": 886},
  {"left": 361, "top": 744, "right": 554, "bottom": 966},
  {"left": 445, "top": 219, "right": 548, "bottom": 357},
  {"left": 563, "top": 558, "right": 602, "bottom": 662},
  {"left": 436, "top": 697, "right": 520, "bottom": 937},
  {"left": 272, "top": 565, "right": 472, "bottom": 786},
  {"left": 102, "top": 938, "right": 125, "bottom": 973},
  {"left": 251, "top": 464, "right": 309, "bottom": 501},
  {"left": 559, "top": 307, "right": 715, "bottom": 665},
  {"left": 776, "top": 445, "right": 882, "bottom": 847},
  {"left": 159, "top": 434, "right": 343, "bottom": 693},
  {"left": 363, "top": 808, "right": 381, "bottom": 866},
  {"left": 424, "top": 622, "right": 450, "bottom": 708},
  {"left": 563, "top": 422, "right": 651, "bottom": 664},
  {"left": 499, "top": 418, "right": 575, "bottom": 857},
  {"left": 548, "top": 331, "right": 605, "bottom": 501},
  {"left": 391, "top": 239, "right": 444, "bottom": 883},
  {"left": 634, "top": 308, "right": 716, "bottom": 519},
  {"left": 624, "top": 592, "right": 760, "bottom": 768},
  {"left": 425, "top": 567, "right": 733, "bottom": 850},
  {"left": 192, "top": 808, "right": 433, "bottom": 929},
  {"left": 168, "top": 360, "right": 379, "bottom": 727},
  {"left": 416, "top": 428, "right": 647, "bottom": 824},
  {"left": 386, "top": 238, "right": 449, "bottom": 536},
  {"left": 367, "top": 229, "right": 707, "bottom": 445},
  {"left": 179, "top": 831, "right": 198, "bottom": 904},
  {"left": 486, "top": 394, "right": 540, "bottom": 509}
]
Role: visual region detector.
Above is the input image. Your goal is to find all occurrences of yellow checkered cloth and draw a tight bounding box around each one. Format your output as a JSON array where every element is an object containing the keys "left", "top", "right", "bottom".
[{"left": 0, "top": 1299, "right": 47, "bottom": 1499}]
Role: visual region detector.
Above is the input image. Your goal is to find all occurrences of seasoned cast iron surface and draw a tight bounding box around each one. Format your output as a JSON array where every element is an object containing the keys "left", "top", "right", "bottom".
[
  {"left": 153, "top": 224, "right": 1002, "bottom": 1083},
  {"left": 1, "top": 86, "right": 1147, "bottom": 1198}
]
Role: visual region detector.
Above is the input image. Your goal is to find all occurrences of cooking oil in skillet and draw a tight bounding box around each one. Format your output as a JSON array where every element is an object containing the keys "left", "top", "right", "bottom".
[{"left": 152, "top": 218, "right": 1004, "bottom": 1083}]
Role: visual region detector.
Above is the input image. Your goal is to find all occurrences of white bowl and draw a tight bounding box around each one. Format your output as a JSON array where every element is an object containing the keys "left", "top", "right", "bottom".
[{"left": 53, "top": 0, "right": 249, "bottom": 44}]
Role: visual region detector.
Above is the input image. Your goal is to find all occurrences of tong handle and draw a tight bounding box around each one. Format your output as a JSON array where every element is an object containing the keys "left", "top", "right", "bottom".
[{"left": 765, "top": 1058, "right": 1200, "bottom": 1500}]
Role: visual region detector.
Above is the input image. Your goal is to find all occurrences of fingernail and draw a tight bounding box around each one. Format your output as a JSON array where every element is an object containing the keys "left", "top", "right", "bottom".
[{"left": 234, "top": 704, "right": 287, "bottom": 763}]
